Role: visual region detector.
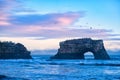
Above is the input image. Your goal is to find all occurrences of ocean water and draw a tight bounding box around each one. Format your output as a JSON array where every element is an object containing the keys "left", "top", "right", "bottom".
[{"left": 0, "top": 54, "right": 120, "bottom": 80}]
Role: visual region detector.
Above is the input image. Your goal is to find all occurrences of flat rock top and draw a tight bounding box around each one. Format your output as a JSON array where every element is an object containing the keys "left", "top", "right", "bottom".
[{"left": 60, "top": 38, "right": 102, "bottom": 44}]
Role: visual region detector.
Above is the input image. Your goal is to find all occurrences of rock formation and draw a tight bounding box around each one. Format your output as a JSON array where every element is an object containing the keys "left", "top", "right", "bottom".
[
  {"left": 0, "top": 41, "right": 32, "bottom": 59},
  {"left": 51, "top": 38, "right": 110, "bottom": 60}
]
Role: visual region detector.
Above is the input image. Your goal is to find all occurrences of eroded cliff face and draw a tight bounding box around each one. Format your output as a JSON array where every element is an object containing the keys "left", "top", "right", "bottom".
[
  {"left": 51, "top": 38, "right": 110, "bottom": 60},
  {"left": 0, "top": 41, "right": 32, "bottom": 59}
]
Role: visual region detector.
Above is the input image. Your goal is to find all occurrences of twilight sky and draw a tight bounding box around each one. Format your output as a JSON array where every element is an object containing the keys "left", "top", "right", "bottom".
[{"left": 0, "top": 0, "right": 120, "bottom": 51}]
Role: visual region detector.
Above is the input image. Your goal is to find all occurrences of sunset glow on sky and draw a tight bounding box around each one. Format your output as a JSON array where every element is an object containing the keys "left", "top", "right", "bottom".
[{"left": 0, "top": 0, "right": 120, "bottom": 51}]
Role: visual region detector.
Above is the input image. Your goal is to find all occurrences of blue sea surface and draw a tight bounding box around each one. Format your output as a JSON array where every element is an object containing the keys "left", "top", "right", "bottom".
[{"left": 0, "top": 54, "right": 120, "bottom": 80}]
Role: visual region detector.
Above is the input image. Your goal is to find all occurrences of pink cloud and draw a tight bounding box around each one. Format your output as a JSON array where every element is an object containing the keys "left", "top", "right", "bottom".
[
  {"left": 0, "top": 11, "right": 84, "bottom": 33},
  {"left": 0, "top": 1, "right": 118, "bottom": 41},
  {"left": 0, "top": 14, "right": 11, "bottom": 26},
  {"left": 53, "top": 12, "right": 83, "bottom": 26},
  {"left": 0, "top": 21, "right": 11, "bottom": 26},
  {"left": 0, "top": 0, "right": 19, "bottom": 26},
  {"left": 10, "top": 11, "right": 84, "bottom": 27},
  {"left": 0, "top": 9, "right": 119, "bottom": 40},
  {"left": 0, "top": 16, "right": 11, "bottom": 26},
  {"left": 57, "top": 17, "right": 76, "bottom": 26},
  {"left": 0, "top": 1, "right": 85, "bottom": 31}
]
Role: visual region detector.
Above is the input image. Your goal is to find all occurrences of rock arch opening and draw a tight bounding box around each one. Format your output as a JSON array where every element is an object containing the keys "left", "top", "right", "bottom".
[{"left": 84, "top": 52, "right": 94, "bottom": 60}]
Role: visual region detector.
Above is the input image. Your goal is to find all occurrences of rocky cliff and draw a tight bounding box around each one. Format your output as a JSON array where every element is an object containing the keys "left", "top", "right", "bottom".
[
  {"left": 0, "top": 41, "right": 32, "bottom": 59},
  {"left": 51, "top": 38, "right": 110, "bottom": 60}
]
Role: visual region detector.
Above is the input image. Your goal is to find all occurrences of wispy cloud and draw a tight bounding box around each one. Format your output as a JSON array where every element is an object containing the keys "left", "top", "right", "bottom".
[
  {"left": 0, "top": 2, "right": 116, "bottom": 40},
  {"left": 0, "top": 11, "right": 85, "bottom": 37},
  {"left": 11, "top": 11, "right": 84, "bottom": 26},
  {"left": 0, "top": 0, "right": 19, "bottom": 26},
  {"left": 104, "top": 38, "right": 120, "bottom": 41},
  {"left": 1, "top": 0, "right": 118, "bottom": 40},
  {"left": 0, "top": 0, "right": 85, "bottom": 27}
]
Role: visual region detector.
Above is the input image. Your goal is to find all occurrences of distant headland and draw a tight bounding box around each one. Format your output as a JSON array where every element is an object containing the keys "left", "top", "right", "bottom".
[
  {"left": 51, "top": 38, "right": 110, "bottom": 60},
  {"left": 0, "top": 41, "right": 32, "bottom": 59}
]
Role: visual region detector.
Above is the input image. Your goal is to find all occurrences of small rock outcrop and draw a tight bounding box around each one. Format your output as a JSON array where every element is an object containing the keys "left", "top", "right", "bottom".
[
  {"left": 51, "top": 38, "right": 110, "bottom": 60},
  {"left": 0, "top": 41, "right": 32, "bottom": 59}
]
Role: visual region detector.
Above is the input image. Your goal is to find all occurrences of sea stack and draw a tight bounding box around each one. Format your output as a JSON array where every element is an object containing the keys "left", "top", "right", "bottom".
[
  {"left": 0, "top": 41, "right": 32, "bottom": 59},
  {"left": 51, "top": 38, "right": 110, "bottom": 60}
]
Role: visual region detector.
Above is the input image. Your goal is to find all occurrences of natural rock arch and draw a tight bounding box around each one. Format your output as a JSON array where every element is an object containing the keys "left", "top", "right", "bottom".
[{"left": 51, "top": 38, "right": 110, "bottom": 60}]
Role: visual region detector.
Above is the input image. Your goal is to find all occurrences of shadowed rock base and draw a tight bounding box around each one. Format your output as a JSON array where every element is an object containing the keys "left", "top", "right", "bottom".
[
  {"left": 0, "top": 75, "right": 6, "bottom": 79},
  {"left": 51, "top": 38, "right": 110, "bottom": 60}
]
